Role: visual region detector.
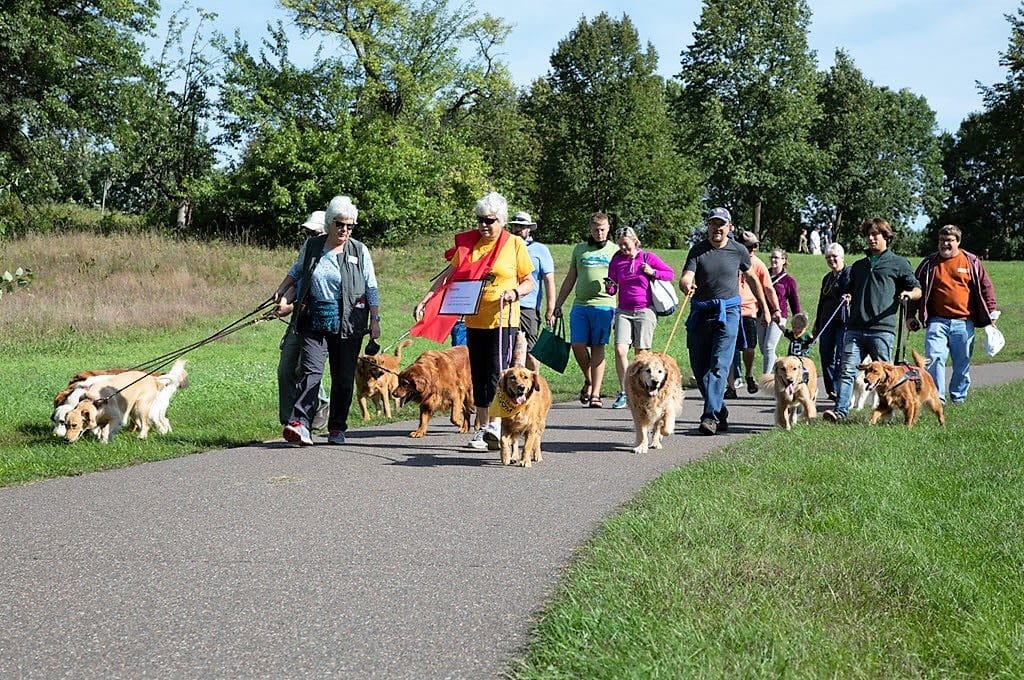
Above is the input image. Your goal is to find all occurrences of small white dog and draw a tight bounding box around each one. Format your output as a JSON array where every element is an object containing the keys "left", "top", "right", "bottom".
[
  {"left": 851, "top": 354, "right": 880, "bottom": 411},
  {"left": 149, "top": 359, "right": 189, "bottom": 434}
]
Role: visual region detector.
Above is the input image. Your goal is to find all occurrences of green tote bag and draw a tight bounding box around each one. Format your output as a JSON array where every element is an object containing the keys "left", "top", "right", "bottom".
[{"left": 529, "top": 316, "right": 570, "bottom": 373}]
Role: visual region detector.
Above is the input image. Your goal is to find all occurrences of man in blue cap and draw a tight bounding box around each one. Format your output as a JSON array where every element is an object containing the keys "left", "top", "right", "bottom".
[{"left": 679, "top": 207, "right": 770, "bottom": 435}]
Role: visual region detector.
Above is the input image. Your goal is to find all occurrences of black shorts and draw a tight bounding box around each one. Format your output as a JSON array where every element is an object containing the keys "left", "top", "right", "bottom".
[
  {"left": 519, "top": 308, "right": 541, "bottom": 350},
  {"left": 735, "top": 315, "right": 757, "bottom": 350}
]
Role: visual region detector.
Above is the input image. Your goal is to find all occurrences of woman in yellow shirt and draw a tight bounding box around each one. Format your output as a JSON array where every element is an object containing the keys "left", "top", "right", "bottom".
[{"left": 414, "top": 192, "right": 534, "bottom": 450}]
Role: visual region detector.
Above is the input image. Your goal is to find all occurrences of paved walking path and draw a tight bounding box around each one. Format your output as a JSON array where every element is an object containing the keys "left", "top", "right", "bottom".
[{"left": 2, "top": 362, "right": 1023, "bottom": 678}]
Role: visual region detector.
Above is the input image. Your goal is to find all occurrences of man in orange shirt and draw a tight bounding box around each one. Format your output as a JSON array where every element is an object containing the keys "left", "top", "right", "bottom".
[
  {"left": 725, "top": 231, "right": 781, "bottom": 398},
  {"left": 909, "top": 224, "right": 998, "bottom": 405}
]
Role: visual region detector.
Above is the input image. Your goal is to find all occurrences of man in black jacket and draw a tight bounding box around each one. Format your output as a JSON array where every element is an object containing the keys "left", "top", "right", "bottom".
[{"left": 822, "top": 218, "right": 921, "bottom": 423}]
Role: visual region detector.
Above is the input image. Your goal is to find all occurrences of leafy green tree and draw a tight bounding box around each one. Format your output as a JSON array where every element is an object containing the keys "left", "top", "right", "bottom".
[
  {"left": 674, "top": 0, "right": 822, "bottom": 241},
  {"left": 528, "top": 13, "right": 700, "bottom": 246},
  {"left": 811, "top": 51, "right": 944, "bottom": 245},
  {"left": 935, "top": 5, "right": 1024, "bottom": 260},
  {"left": 0, "top": 0, "right": 157, "bottom": 212}
]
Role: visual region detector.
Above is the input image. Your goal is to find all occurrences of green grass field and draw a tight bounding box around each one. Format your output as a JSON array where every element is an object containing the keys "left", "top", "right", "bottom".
[{"left": 3, "top": 233, "right": 1024, "bottom": 676}]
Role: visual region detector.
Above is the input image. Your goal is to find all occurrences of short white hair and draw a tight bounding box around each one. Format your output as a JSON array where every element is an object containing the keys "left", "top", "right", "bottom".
[
  {"left": 325, "top": 195, "right": 358, "bottom": 224},
  {"left": 474, "top": 191, "right": 508, "bottom": 223},
  {"left": 825, "top": 242, "right": 844, "bottom": 259}
]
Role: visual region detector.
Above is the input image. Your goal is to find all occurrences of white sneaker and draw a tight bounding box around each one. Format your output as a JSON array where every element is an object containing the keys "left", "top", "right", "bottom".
[
  {"left": 482, "top": 423, "right": 501, "bottom": 451},
  {"left": 466, "top": 428, "right": 489, "bottom": 450}
]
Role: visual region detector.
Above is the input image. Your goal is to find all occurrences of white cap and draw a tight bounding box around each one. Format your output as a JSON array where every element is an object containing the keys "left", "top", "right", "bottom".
[{"left": 301, "top": 210, "right": 326, "bottom": 233}]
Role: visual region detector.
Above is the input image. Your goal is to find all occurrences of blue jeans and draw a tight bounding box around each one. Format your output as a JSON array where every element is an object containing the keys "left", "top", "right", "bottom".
[
  {"left": 816, "top": 324, "right": 843, "bottom": 398},
  {"left": 924, "top": 317, "right": 974, "bottom": 404},
  {"left": 834, "top": 329, "right": 895, "bottom": 416},
  {"left": 687, "top": 305, "right": 740, "bottom": 423}
]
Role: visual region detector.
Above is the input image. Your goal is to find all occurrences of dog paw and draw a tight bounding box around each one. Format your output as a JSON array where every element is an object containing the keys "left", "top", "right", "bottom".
[
  {"left": 408, "top": 430, "right": 426, "bottom": 438},
  {"left": 631, "top": 444, "right": 648, "bottom": 454}
]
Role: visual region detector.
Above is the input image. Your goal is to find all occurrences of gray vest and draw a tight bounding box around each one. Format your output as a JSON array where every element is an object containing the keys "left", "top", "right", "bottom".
[{"left": 296, "top": 236, "right": 370, "bottom": 339}]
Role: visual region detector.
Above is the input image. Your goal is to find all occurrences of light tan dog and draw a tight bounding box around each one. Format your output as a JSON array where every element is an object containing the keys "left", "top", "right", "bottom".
[
  {"left": 392, "top": 345, "right": 474, "bottom": 437},
  {"left": 859, "top": 350, "right": 945, "bottom": 428},
  {"left": 625, "top": 351, "right": 684, "bottom": 454},
  {"left": 52, "top": 369, "right": 128, "bottom": 437},
  {"left": 149, "top": 359, "right": 188, "bottom": 435},
  {"left": 63, "top": 370, "right": 162, "bottom": 443},
  {"left": 493, "top": 366, "right": 553, "bottom": 467},
  {"left": 763, "top": 355, "right": 818, "bottom": 430},
  {"left": 356, "top": 339, "right": 412, "bottom": 420}
]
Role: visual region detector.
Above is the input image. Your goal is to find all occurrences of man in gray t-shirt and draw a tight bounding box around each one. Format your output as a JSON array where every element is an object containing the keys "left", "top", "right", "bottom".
[{"left": 679, "top": 208, "right": 770, "bottom": 435}]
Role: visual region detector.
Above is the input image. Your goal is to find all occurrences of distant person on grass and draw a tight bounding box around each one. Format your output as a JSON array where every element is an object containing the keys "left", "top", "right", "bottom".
[
  {"left": 908, "top": 224, "right": 999, "bottom": 405},
  {"left": 680, "top": 207, "right": 770, "bottom": 436},
  {"left": 275, "top": 196, "right": 381, "bottom": 446},
  {"left": 507, "top": 211, "right": 555, "bottom": 372},
  {"left": 276, "top": 210, "right": 329, "bottom": 430},
  {"left": 552, "top": 212, "right": 618, "bottom": 408},
  {"left": 822, "top": 217, "right": 921, "bottom": 424}
]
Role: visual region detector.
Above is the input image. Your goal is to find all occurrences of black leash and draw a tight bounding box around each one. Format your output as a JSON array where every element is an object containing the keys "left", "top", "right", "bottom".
[
  {"left": 93, "top": 299, "right": 277, "bottom": 406},
  {"left": 894, "top": 297, "right": 909, "bottom": 365}
]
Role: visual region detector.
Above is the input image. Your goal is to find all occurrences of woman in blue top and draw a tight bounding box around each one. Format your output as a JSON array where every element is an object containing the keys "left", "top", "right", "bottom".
[{"left": 273, "top": 196, "right": 381, "bottom": 446}]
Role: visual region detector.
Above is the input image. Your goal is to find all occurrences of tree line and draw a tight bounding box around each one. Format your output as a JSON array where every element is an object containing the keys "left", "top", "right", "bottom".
[{"left": 2, "top": 0, "right": 1023, "bottom": 259}]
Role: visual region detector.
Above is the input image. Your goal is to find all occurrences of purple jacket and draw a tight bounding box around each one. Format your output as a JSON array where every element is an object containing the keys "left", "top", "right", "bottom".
[
  {"left": 911, "top": 249, "right": 997, "bottom": 327},
  {"left": 607, "top": 249, "right": 676, "bottom": 311},
  {"left": 771, "top": 271, "right": 801, "bottom": 319}
]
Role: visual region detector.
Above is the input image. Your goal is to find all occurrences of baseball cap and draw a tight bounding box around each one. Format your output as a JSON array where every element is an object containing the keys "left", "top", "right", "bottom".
[
  {"left": 301, "top": 210, "right": 326, "bottom": 233},
  {"left": 740, "top": 230, "right": 759, "bottom": 248},
  {"left": 707, "top": 207, "right": 731, "bottom": 223},
  {"left": 508, "top": 211, "right": 536, "bottom": 227}
]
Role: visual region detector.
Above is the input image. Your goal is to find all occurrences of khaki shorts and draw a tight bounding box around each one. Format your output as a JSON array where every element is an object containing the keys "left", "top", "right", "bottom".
[{"left": 614, "top": 308, "right": 656, "bottom": 349}]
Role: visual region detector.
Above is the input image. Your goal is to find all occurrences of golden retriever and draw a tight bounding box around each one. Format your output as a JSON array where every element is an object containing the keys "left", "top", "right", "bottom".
[
  {"left": 52, "top": 369, "right": 130, "bottom": 437},
  {"left": 625, "top": 351, "right": 684, "bottom": 454},
  {"left": 762, "top": 355, "right": 818, "bottom": 430},
  {"left": 63, "top": 370, "right": 163, "bottom": 443},
  {"left": 356, "top": 339, "right": 412, "bottom": 420},
  {"left": 392, "top": 345, "right": 474, "bottom": 438},
  {"left": 859, "top": 350, "right": 945, "bottom": 428},
  {"left": 493, "top": 366, "right": 553, "bottom": 467}
]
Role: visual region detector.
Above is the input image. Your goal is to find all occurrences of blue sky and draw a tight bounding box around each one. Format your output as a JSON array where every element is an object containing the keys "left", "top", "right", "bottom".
[{"left": 153, "top": 0, "right": 1021, "bottom": 133}]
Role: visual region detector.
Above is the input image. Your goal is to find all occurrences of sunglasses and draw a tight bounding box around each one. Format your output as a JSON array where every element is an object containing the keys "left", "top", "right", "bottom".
[
  {"left": 614, "top": 228, "right": 632, "bottom": 238},
  {"left": 334, "top": 221, "right": 357, "bottom": 230},
  {"left": 476, "top": 216, "right": 499, "bottom": 226}
]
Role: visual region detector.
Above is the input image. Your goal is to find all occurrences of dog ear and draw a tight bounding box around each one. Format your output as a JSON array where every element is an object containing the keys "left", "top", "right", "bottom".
[{"left": 531, "top": 370, "right": 542, "bottom": 393}]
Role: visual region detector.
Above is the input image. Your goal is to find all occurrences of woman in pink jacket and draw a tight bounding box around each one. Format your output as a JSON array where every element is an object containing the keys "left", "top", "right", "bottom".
[{"left": 605, "top": 227, "right": 675, "bottom": 409}]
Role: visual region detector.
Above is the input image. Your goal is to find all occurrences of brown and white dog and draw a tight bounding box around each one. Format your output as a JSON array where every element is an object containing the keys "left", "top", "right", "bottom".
[
  {"left": 858, "top": 350, "right": 945, "bottom": 428},
  {"left": 762, "top": 355, "right": 818, "bottom": 430},
  {"left": 149, "top": 359, "right": 189, "bottom": 435},
  {"left": 52, "top": 369, "right": 129, "bottom": 438},
  {"left": 851, "top": 354, "right": 880, "bottom": 411},
  {"left": 356, "top": 339, "right": 412, "bottom": 420},
  {"left": 625, "top": 351, "right": 684, "bottom": 454},
  {"left": 63, "top": 370, "right": 164, "bottom": 443}
]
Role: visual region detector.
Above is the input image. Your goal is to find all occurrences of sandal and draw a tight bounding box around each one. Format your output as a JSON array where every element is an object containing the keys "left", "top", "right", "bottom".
[
  {"left": 579, "top": 382, "right": 591, "bottom": 404},
  {"left": 588, "top": 395, "right": 604, "bottom": 408}
]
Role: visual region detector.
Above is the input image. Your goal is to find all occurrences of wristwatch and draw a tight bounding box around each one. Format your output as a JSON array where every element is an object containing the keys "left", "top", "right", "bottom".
[{"left": 371, "top": 314, "right": 381, "bottom": 322}]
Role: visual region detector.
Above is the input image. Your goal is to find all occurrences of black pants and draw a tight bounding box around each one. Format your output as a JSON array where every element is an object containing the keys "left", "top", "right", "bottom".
[
  {"left": 290, "top": 330, "right": 361, "bottom": 432},
  {"left": 466, "top": 326, "right": 518, "bottom": 408}
]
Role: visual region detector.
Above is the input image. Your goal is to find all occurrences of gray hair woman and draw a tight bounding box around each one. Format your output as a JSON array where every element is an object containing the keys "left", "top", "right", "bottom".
[
  {"left": 273, "top": 195, "right": 381, "bottom": 446},
  {"left": 413, "top": 191, "right": 534, "bottom": 452},
  {"left": 814, "top": 241, "right": 849, "bottom": 400}
]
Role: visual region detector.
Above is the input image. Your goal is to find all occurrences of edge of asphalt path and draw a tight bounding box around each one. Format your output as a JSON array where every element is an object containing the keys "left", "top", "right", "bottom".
[{"left": 1, "top": 361, "right": 1022, "bottom": 678}]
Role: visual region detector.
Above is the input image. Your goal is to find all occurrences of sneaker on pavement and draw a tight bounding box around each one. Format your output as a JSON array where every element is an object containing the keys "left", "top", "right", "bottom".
[
  {"left": 327, "top": 430, "right": 346, "bottom": 445},
  {"left": 467, "top": 428, "right": 489, "bottom": 450},
  {"left": 698, "top": 418, "right": 718, "bottom": 436},
  {"left": 718, "top": 410, "right": 729, "bottom": 433},
  {"left": 746, "top": 375, "right": 759, "bottom": 394},
  {"left": 482, "top": 423, "right": 501, "bottom": 451},
  {"left": 611, "top": 392, "right": 628, "bottom": 409},
  {"left": 733, "top": 377, "right": 744, "bottom": 390},
  {"left": 724, "top": 387, "right": 738, "bottom": 400},
  {"left": 283, "top": 421, "right": 314, "bottom": 446}
]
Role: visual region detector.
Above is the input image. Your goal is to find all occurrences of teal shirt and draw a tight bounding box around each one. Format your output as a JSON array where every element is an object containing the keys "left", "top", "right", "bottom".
[{"left": 571, "top": 241, "right": 618, "bottom": 307}]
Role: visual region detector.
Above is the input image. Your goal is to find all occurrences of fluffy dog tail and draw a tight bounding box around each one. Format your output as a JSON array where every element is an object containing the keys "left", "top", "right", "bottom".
[{"left": 394, "top": 338, "right": 414, "bottom": 362}]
